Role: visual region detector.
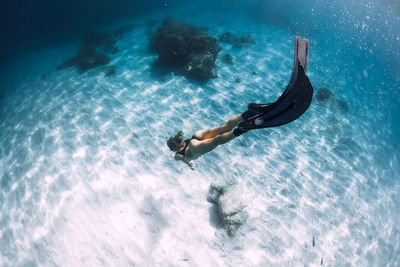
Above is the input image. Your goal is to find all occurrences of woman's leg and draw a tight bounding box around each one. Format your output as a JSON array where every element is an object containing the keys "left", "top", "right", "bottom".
[
  {"left": 189, "top": 131, "right": 237, "bottom": 157},
  {"left": 194, "top": 114, "right": 244, "bottom": 139}
]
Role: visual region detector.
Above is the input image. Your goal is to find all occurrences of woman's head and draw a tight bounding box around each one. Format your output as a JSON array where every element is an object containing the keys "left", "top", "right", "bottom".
[{"left": 167, "top": 130, "right": 184, "bottom": 152}]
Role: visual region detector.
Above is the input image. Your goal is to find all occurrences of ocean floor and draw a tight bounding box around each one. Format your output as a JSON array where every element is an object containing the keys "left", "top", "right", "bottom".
[{"left": 0, "top": 9, "right": 399, "bottom": 266}]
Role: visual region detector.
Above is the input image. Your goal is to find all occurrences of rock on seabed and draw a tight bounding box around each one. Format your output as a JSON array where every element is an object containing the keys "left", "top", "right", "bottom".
[{"left": 207, "top": 182, "right": 248, "bottom": 236}]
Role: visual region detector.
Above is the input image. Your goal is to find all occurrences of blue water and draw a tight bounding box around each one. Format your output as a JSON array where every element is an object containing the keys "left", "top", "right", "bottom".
[{"left": 0, "top": 1, "right": 399, "bottom": 266}]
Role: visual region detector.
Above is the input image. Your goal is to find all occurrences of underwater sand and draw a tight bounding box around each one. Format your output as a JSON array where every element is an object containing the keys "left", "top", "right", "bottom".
[{"left": 0, "top": 7, "right": 399, "bottom": 267}]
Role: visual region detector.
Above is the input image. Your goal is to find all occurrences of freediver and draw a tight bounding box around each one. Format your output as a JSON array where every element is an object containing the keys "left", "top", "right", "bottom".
[{"left": 167, "top": 37, "right": 314, "bottom": 170}]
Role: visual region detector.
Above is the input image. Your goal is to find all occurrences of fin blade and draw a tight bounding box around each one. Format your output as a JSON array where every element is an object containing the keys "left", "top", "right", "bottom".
[{"left": 240, "top": 37, "right": 313, "bottom": 130}]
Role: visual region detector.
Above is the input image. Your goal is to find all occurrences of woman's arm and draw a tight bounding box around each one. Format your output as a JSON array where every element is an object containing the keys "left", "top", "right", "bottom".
[{"left": 174, "top": 153, "right": 195, "bottom": 170}]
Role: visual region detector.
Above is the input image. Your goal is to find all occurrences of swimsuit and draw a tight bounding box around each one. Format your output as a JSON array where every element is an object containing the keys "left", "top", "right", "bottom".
[{"left": 177, "top": 136, "right": 201, "bottom": 156}]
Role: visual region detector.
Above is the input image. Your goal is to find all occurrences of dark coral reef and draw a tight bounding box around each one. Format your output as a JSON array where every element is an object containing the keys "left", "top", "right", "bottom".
[
  {"left": 221, "top": 54, "right": 234, "bottom": 65},
  {"left": 315, "top": 87, "right": 334, "bottom": 102},
  {"left": 218, "top": 32, "right": 255, "bottom": 48},
  {"left": 57, "top": 25, "right": 134, "bottom": 74},
  {"left": 56, "top": 46, "right": 111, "bottom": 72},
  {"left": 149, "top": 18, "right": 221, "bottom": 81},
  {"left": 315, "top": 87, "right": 350, "bottom": 112}
]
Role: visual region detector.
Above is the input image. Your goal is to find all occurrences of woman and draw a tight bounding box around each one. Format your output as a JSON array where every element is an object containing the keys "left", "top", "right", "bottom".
[
  {"left": 167, "top": 114, "right": 249, "bottom": 170},
  {"left": 167, "top": 113, "right": 253, "bottom": 170}
]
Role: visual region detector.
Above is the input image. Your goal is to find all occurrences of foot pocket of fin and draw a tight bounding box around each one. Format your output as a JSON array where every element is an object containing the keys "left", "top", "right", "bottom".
[{"left": 247, "top": 102, "right": 274, "bottom": 114}]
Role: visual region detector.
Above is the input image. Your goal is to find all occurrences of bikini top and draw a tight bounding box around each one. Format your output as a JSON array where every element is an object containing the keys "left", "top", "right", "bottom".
[{"left": 177, "top": 135, "right": 201, "bottom": 156}]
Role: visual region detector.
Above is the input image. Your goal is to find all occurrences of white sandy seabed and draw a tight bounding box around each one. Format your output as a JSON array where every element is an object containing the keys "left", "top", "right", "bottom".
[{"left": 0, "top": 12, "right": 399, "bottom": 267}]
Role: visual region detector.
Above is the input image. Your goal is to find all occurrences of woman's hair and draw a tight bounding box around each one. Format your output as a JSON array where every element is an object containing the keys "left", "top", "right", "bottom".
[{"left": 167, "top": 130, "right": 184, "bottom": 152}]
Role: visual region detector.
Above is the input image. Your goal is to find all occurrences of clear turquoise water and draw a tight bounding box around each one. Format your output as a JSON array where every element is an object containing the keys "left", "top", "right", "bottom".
[{"left": 0, "top": 1, "right": 399, "bottom": 266}]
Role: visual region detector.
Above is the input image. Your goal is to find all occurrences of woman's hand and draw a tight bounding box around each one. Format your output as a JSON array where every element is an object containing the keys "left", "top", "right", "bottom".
[
  {"left": 175, "top": 153, "right": 195, "bottom": 170},
  {"left": 188, "top": 161, "right": 195, "bottom": 171}
]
